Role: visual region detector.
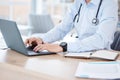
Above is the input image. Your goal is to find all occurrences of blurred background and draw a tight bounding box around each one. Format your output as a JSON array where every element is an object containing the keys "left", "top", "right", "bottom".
[
  {"left": 0, "top": 0, "right": 119, "bottom": 36},
  {"left": 0, "top": 0, "right": 74, "bottom": 36}
]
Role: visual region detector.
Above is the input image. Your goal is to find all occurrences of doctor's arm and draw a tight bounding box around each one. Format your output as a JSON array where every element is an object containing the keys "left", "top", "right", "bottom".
[
  {"left": 34, "top": 1, "right": 78, "bottom": 43},
  {"left": 25, "top": 0, "right": 77, "bottom": 46},
  {"left": 25, "top": 0, "right": 78, "bottom": 47}
]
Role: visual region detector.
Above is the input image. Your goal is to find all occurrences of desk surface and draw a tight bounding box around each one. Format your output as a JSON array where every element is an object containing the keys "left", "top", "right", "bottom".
[{"left": 0, "top": 49, "right": 120, "bottom": 80}]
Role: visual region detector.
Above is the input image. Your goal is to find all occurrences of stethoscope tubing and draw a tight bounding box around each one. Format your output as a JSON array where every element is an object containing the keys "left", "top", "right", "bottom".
[{"left": 73, "top": 0, "right": 103, "bottom": 26}]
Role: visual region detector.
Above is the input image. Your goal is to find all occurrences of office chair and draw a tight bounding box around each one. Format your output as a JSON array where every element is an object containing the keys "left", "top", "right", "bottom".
[
  {"left": 111, "top": 31, "right": 120, "bottom": 51},
  {"left": 29, "top": 14, "right": 54, "bottom": 34}
]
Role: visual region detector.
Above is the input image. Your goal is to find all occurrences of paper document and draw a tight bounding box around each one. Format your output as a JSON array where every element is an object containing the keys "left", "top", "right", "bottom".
[{"left": 75, "top": 61, "right": 120, "bottom": 79}]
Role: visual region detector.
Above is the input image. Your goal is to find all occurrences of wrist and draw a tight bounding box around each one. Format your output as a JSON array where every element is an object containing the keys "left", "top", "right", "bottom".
[
  {"left": 58, "top": 46, "right": 64, "bottom": 52},
  {"left": 39, "top": 38, "right": 44, "bottom": 44}
]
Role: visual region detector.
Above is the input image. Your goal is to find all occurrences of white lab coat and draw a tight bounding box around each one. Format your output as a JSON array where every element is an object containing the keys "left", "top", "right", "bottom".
[{"left": 35, "top": 0, "right": 118, "bottom": 52}]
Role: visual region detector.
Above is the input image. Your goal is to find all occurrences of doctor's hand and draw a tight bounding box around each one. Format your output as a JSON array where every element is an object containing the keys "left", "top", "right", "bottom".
[
  {"left": 25, "top": 37, "right": 43, "bottom": 47},
  {"left": 33, "top": 43, "right": 63, "bottom": 53}
]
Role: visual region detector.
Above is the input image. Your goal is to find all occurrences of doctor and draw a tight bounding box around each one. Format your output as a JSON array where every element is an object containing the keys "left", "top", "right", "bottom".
[{"left": 25, "top": 0, "right": 118, "bottom": 53}]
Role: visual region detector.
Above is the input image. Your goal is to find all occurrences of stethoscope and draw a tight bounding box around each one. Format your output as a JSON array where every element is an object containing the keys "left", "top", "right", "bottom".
[{"left": 73, "top": 0, "right": 103, "bottom": 26}]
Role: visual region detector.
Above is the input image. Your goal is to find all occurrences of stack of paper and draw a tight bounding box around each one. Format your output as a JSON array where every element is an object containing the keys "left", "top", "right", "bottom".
[{"left": 75, "top": 61, "right": 120, "bottom": 79}]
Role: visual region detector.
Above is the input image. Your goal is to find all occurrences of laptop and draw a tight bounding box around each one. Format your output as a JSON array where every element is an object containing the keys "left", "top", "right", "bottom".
[{"left": 0, "top": 19, "right": 54, "bottom": 56}]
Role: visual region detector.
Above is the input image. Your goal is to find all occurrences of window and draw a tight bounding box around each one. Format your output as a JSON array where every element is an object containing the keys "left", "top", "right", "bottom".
[
  {"left": 0, "top": 0, "right": 31, "bottom": 25},
  {"left": 36, "top": 0, "right": 74, "bottom": 25},
  {"left": 0, "top": 0, "right": 74, "bottom": 25}
]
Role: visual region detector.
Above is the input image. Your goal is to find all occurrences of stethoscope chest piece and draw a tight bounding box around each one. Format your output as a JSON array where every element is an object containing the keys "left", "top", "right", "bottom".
[{"left": 92, "top": 18, "right": 99, "bottom": 26}]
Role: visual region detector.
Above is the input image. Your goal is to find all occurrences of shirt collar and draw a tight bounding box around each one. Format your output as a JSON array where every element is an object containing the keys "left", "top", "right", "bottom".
[
  {"left": 81, "top": 0, "right": 101, "bottom": 6},
  {"left": 89, "top": 0, "right": 101, "bottom": 6}
]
